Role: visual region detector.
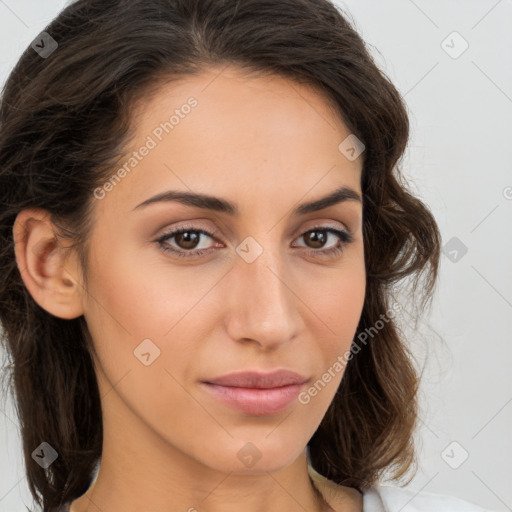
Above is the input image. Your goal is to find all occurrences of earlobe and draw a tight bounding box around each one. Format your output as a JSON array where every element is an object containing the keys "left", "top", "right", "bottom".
[{"left": 12, "top": 208, "right": 85, "bottom": 320}]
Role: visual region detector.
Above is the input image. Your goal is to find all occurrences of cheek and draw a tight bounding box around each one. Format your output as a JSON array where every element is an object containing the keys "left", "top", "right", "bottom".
[
  {"left": 80, "top": 236, "right": 169, "bottom": 387},
  {"left": 306, "top": 254, "right": 366, "bottom": 339},
  {"left": 303, "top": 257, "right": 366, "bottom": 387},
  {"left": 81, "top": 236, "right": 220, "bottom": 401},
  {"left": 83, "top": 234, "right": 182, "bottom": 343},
  {"left": 81, "top": 250, "right": 206, "bottom": 432}
]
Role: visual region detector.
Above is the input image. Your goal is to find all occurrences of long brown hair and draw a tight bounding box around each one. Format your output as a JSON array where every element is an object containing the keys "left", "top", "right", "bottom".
[{"left": 0, "top": 0, "right": 441, "bottom": 510}]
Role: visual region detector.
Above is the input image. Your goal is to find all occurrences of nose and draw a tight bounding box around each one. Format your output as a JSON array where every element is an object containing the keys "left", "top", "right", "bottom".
[{"left": 223, "top": 243, "right": 302, "bottom": 351}]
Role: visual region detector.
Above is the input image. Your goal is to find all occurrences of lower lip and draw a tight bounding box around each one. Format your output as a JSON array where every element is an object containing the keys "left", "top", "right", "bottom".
[{"left": 200, "top": 382, "right": 305, "bottom": 415}]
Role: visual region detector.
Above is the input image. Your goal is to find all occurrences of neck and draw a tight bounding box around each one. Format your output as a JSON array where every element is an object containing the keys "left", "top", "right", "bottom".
[{"left": 69, "top": 447, "right": 329, "bottom": 512}]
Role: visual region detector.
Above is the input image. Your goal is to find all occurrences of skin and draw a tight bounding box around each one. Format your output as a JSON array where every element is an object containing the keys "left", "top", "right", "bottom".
[{"left": 13, "top": 65, "right": 366, "bottom": 512}]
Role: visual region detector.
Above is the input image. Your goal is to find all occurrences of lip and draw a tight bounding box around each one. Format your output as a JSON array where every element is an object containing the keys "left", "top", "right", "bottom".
[{"left": 200, "top": 370, "right": 309, "bottom": 415}]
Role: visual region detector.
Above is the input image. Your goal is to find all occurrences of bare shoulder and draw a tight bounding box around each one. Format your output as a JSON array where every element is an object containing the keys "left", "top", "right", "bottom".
[{"left": 308, "top": 466, "right": 363, "bottom": 512}]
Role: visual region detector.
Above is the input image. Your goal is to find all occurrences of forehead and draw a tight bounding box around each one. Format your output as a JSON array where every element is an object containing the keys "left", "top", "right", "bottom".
[
  {"left": 97, "top": 65, "right": 363, "bottom": 218},
  {"left": 133, "top": 66, "right": 350, "bottom": 141}
]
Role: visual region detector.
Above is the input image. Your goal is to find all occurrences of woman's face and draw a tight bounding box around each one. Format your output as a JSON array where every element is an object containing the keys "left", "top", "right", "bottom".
[{"left": 80, "top": 65, "right": 366, "bottom": 475}]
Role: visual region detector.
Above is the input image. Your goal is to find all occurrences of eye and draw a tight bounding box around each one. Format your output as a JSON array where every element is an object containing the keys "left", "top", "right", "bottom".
[
  {"left": 155, "top": 225, "right": 220, "bottom": 258},
  {"left": 155, "top": 224, "right": 354, "bottom": 259},
  {"left": 292, "top": 226, "right": 354, "bottom": 258}
]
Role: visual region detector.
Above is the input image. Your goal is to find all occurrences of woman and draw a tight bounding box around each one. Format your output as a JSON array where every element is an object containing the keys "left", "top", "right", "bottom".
[{"left": 0, "top": 1, "right": 494, "bottom": 511}]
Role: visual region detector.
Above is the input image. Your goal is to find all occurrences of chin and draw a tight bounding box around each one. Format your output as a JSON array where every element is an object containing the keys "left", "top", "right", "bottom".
[{"left": 194, "top": 432, "right": 306, "bottom": 475}]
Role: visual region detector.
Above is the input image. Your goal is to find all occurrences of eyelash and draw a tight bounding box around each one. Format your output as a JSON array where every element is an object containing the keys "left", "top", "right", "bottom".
[{"left": 155, "top": 224, "right": 354, "bottom": 260}]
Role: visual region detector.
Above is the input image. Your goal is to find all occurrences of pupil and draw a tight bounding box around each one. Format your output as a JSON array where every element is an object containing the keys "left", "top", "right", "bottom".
[
  {"left": 307, "top": 230, "right": 326, "bottom": 248},
  {"left": 178, "top": 231, "right": 199, "bottom": 249}
]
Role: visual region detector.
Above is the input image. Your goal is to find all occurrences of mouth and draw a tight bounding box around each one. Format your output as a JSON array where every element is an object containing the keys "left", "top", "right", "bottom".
[
  {"left": 200, "top": 382, "right": 306, "bottom": 415},
  {"left": 200, "top": 369, "right": 309, "bottom": 415}
]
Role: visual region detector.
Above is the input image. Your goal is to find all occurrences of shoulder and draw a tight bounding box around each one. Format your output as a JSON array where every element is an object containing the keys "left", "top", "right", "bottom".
[
  {"left": 307, "top": 466, "right": 495, "bottom": 512},
  {"left": 364, "top": 484, "right": 497, "bottom": 512}
]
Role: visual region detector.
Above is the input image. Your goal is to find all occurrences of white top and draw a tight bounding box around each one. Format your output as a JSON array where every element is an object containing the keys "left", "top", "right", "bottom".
[
  {"left": 363, "top": 484, "right": 495, "bottom": 511},
  {"left": 307, "top": 465, "right": 495, "bottom": 512}
]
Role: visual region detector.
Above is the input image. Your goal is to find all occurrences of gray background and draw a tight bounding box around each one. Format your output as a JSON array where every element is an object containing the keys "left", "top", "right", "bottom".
[{"left": 0, "top": 1, "right": 511, "bottom": 510}]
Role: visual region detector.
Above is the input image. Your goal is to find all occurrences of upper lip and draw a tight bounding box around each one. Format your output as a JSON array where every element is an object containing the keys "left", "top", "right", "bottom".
[{"left": 203, "top": 370, "right": 309, "bottom": 389}]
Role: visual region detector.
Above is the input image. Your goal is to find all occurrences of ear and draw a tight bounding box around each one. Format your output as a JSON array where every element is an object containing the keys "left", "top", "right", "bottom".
[{"left": 12, "top": 208, "right": 85, "bottom": 319}]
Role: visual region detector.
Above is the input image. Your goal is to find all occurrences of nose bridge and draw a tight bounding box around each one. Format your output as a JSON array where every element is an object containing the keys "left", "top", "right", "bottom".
[{"left": 225, "top": 236, "right": 300, "bottom": 347}]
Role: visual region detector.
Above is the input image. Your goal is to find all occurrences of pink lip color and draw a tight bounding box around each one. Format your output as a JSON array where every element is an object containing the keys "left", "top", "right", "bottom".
[{"left": 201, "top": 382, "right": 304, "bottom": 415}]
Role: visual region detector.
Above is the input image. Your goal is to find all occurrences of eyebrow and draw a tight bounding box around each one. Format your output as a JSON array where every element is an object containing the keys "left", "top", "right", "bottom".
[{"left": 132, "top": 185, "right": 362, "bottom": 216}]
